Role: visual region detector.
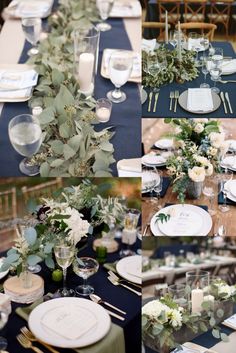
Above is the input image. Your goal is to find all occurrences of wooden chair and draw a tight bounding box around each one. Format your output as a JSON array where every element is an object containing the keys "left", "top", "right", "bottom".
[
  {"left": 21, "top": 178, "right": 63, "bottom": 205},
  {"left": 0, "top": 187, "right": 17, "bottom": 252},
  {"left": 214, "top": 263, "right": 236, "bottom": 285},
  {"left": 177, "top": 22, "right": 217, "bottom": 40},
  {"left": 142, "top": 21, "right": 171, "bottom": 40},
  {"left": 158, "top": 0, "right": 181, "bottom": 26},
  {"left": 183, "top": 0, "right": 207, "bottom": 23},
  {"left": 207, "top": 0, "right": 233, "bottom": 39}
]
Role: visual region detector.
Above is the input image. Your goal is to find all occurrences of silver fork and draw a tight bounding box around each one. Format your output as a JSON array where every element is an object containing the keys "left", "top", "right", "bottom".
[
  {"left": 219, "top": 80, "right": 236, "bottom": 84},
  {"left": 169, "top": 91, "right": 174, "bottom": 111},
  {"left": 108, "top": 276, "right": 141, "bottom": 296},
  {"left": 108, "top": 270, "right": 142, "bottom": 289},
  {"left": 174, "top": 90, "right": 179, "bottom": 113},
  {"left": 148, "top": 92, "right": 153, "bottom": 112}
]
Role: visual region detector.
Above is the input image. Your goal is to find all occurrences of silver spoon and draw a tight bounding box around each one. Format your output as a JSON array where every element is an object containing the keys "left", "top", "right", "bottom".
[{"left": 89, "top": 294, "right": 126, "bottom": 315}]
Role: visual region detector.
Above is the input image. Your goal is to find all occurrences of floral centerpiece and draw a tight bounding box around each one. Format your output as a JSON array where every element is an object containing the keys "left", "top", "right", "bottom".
[
  {"left": 142, "top": 47, "right": 198, "bottom": 88},
  {"left": 164, "top": 119, "right": 229, "bottom": 202}
]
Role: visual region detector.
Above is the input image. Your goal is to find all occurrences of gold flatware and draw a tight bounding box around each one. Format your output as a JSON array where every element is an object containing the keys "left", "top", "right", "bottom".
[
  {"left": 108, "top": 270, "right": 142, "bottom": 289},
  {"left": 17, "top": 334, "right": 44, "bottom": 353},
  {"left": 169, "top": 91, "right": 174, "bottom": 111},
  {"left": 153, "top": 91, "right": 159, "bottom": 112},
  {"left": 219, "top": 80, "right": 236, "bottom": 84},
  {"left": 174, "top": 90, "right": 179, "bottom": 113},
  {"left": 143, "top": 222, "right": 150, "bottom": 236},
  {"left": 20, "top": 327, "right": 59, "bottom": 353},
  {"left": 220, "top": 92, "right": 227, "bottom": 114},
  {"left": 108, "top": 275, "right": 141, "bottom": 296},
  {"left": 89, "top": 294, "right": 126, "bottom": 315},
  {"left": 106, "top": 308, "right": 125, "bottom": 321},
  {"left": 225, "top": 92, "right": 233, "bottom": 114},
  {"left": 148, "top": 91, "right": 153, "bottom": 112}
]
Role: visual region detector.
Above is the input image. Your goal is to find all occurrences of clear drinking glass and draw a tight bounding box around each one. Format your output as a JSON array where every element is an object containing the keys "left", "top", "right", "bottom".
[
  {"left": 212, "top": 47, "right": 223, "bottom": 68},
  {"left": 169, "top": 30, "right": 178, "bottom": 48},
  {"left": 22, "top": 18, "right": 42, "bottom": 56},
  {"left": 96, "top": 0, "right": 114, "bottom": 32},
  {"left": 120, "top": 208, "right": 140, "bottom": 257},
  {"left": 0, "top": 310, "right": 8, "bottom": 351},
  {"left": 186, "top": 270, "right": 210, "bottom": 313},
  {"left": 210, "top": 66, "right": 221, "bottom": 94},
  {"left": 168, "top": 284, "right": 188, "bottom": 307},
  {"left": 8, "top": 114, "right": 42, "bottom": 176},
  {"left": 153, "top": 171, "right": 163, "bottom": 210},
  {"left": 200, "top": 58, "right": 210, "bottom": 88},
  {"left": 203, "top": 177, "right": 217, "bottom": 215},
  {"left": 96, "top": 98, "right": 112, "bottom": 123},
  {"left": 188, "top": 32, "right": 201, "bottom": 66},
  {"left": 219, "top": 169, "right": 233, "bottom": 213},
  {"left": 54, "top": 239, "right": 75, "bottom": 297},
  {"left": 107, "top": 50, "right": 133, "bottom": 103},
  {"left": 73, "top": 257, "right": 99, "bottom": 296}
]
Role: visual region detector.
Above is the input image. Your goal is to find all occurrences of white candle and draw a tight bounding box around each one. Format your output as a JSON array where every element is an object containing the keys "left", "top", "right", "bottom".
[
  {"left": 96, "top": 107, "right": 111, "bottom": 123},
  {"left": 177, "top": 21, "right": 182, "bottom": 62},
  {"left": 203, "top": 295, "right": 215, "bottom": 303},
  {"left": 191, "top": 287, "right": 204, "bottom": 313},
  {"left": 122, "top": 229, "right": 137, "bottom": 245},
  {"left": 165, "top": 11, "right": 168, "bottom": 44},
  {"left": 77, "top": 52, "right": 95, "bottom": 93}
]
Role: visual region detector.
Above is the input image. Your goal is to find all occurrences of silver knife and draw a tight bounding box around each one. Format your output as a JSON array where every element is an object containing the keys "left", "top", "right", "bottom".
[
  {"left": 148, "top": 92, "right": 153, "bottom": 112},
  {"left": 106, "top": 309, "right": 125, "bottom": 321},
  {"left": 225, "top": 92, "right": 233, "bottom": 114},
  {"left": 153, "top": 92, "right": 159, "bottom": 112},
  {"left": 220, "top": 92, "right": 227, "bottom": 114}
]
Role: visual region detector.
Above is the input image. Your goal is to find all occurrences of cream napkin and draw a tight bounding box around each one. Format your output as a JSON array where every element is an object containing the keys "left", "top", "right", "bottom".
[
  {"left": 117, "top": 158, "right": 141, "bottom": 177},
  {"left": 187, "top": 88, "right": 213, "bottom": 112},
  {"left": 41, "top": 304, "right": 97, "bottom": 340},
  {"left": 0, "top": 87, "right": 31, "bottom": 100}
]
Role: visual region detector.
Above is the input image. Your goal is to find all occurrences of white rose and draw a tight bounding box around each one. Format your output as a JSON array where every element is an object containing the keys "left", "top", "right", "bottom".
[
  {"left": 188, "top": 166, "right": 205, "bottom": 182},
  {"left": 205, "top": 163, "right": 213, "bottom": 176},
  {"left": 194, "top": 118, "right": 208, "bottom": 123},
  {"left": 175, "top": 140, "right": 186, "bottom": 149},
  {"left": 209, "top": 132, "right": 225, "bottom": 149},
  {"left": 142, "top": 300, "right": 171, "bottom": 321},
  {"left": 194, "top": 123, "right": 204, "bottom": 134},
  {"left": 207, "top": 147, "right": 217, "bottom": 156},
  {"left": 194, "top": 155, "right": 209, "bottom": 166},
  {"left": 167, "top": 166, "right": 177, "bottom": 174},
  {"left": 175, "top": 126, "right": 182, "bottom": 134},
  {"left": 168, "top": 309, "right": 183, "bottom": 328},
  {"left": 64, "top": 208, "right": 90, "bottom": 244}
]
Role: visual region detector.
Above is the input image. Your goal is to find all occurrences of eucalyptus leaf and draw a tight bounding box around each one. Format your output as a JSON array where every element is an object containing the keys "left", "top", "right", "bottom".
[{"left": 24, "top": 227, "right": 37, "bottom": 246}]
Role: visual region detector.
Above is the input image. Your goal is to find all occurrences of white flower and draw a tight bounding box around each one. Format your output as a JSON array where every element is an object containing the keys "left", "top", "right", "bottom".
[
  {"left": 175, "top": 126, "right": 182, "bottom": 134},
  {"left": 142, "top": 300, "right": 171, "bottom": 321},
  {"left": 168, "top": 309, "right": 183, "bottom": 328},
  {"left": 205, "top": 163, "right": 213, "bottom": 176},
  {"left": 167, "top": 166, "right": 177, "bottom": 174},
  {"left": 194, "top": 123, "right": 204, "bottom": 134},
  {"left": 188, "top": 166, "right": 205, "bottom": 182},
  {"left": 207, "top": 147, "right": 217, "bottom": 156},
  {"left": 64, "top": 208, "right": 90, "bottom": 244},
  {"left": 194, "top": 118, "right": 208, "bottom": 123},
  {"left": 194, "top": 155, "right": 209, "bottom": 167},
  {"left": 209, "top": 132, "right": 225, "bottom": 149},
  {"left": 218, "top": 284, "right": 235, "bottom": 299},
  {"left": 175, "top": 140, "right": 185, "bottom": 149},
  {"left": 219, "top": 141, "right": 230, "bottom": 157}
]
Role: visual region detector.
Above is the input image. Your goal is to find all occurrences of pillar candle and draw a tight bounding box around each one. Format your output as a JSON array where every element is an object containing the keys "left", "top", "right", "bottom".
[
  {"left": 122, "top": 229, "right": 137, "bottom": 245},
  {"left": 191, "top": 287, "right": 204, "bottom": 313},
  {"left": 77, "top": 52, "right": 95, "bottom": 94},
  {"left": 177, "top": 21, "right": 182, "bottom": 62},
  {"left": 165, "top": 11, "right": 168, "bottom": 44}
]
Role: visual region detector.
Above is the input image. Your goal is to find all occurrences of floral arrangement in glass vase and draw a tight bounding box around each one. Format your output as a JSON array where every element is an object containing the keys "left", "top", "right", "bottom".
[{"left": 164, "top": 118, "right": 229, "bottom": 202}]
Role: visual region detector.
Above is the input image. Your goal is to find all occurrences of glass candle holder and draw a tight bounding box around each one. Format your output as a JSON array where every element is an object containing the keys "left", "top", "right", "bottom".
[
  {"left": 96, "top": 98, "right": 112, "bottom": 123},
  {"left": 186, "top": 270, "right": 210, "bottom": 313},
  {"left": 96, "top": 246, "right": 107, "bottom": 264},
  {"left": 168, "top": 284, "right": 188, "bottom": 307}
]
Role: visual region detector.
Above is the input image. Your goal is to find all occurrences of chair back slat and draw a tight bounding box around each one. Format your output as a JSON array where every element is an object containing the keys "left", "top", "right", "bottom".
[
  {"left": 21, "top": 178, "right": 63, "bottom": 204},
  {"left": 0, "top": 187, "right": 17, "bottom": 221}
]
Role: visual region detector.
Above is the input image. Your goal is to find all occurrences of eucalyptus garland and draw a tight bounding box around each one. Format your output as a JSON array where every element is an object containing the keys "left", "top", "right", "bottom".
[
  {"left": 28, "top": 0, "right": 115, "bottom": 177},
  {"left": 142, "top": 47, "right": 199, "bottom": 88}
]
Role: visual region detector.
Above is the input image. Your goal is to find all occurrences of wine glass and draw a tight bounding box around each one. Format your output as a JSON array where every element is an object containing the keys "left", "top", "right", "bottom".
[
  {"left": 0, "top": 310, "right": 8, "bottom": 351},
  {"left": 153, "top": 171, "right": 163, "bottom": 210},
  {"left": 22, "top": 18, "right": 42, "bottom": 56},
  {"left": 8, "top": 114, "right": 42, "bottom": 176},
  {"left": 188, "top": 32, "right": 201, "bottom": 66},
  {"left": 54, "top": 239, "right": 75, "bottom": 297},
  {"left": 212, "top": 47, "right": 223, "bottom": 69},
  {"left": 219, "top": 169, "right": 233, "bottom": 213},
  {"left": 169, "top": 30, "right": 178, "bottom": 48},
  {"left": 73, "top": 257, "right": 99, "bottom": 296},
  {"left": 203, "top": 176, "right": 220, "bottom": 216},
  {"left": 96, "top": 0, "right": 114, "bottom": 32},
  {"left": 200, "top": 57, "right": 210, "bottom": 88},
  {"left": 142, "top": 167, "right": 159, "bottom": 202},
  {"left": 210, "top": 65, "right": 221, "bottom": 94},
  {"left": 107, "top": 50, "right": 133, "bottom": 103}
]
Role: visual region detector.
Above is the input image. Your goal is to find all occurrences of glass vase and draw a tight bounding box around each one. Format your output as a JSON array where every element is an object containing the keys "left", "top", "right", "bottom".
[
  {"left": 20, "top": 263, "right": 33, "bottom": 289},
  {"left": 186, "top": 270, "right": 210, "bottom": 313}
]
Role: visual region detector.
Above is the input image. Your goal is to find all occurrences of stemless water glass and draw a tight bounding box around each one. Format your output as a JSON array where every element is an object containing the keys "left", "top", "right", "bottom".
[
  {"left": 200, "top": 57, "right": 210, "bottom": 88},
  {"left": 212, "top": 47, "right": 223, "bottom": 68},
  {"left": 96, "top": 0, "right": 114, "bottom": 32},
  {"left": 0, "top": 310, "right": 8, "bottom": 351},
  {"left": 22, "top": 18, "right": 42, "bottom": 56},
  {"left": 73, "top": 257, "right": 99, "bottom": 296},
  {"left": 210, "top": 65, "right": 221, "bottom": 94},
  {"left": 219, "top": 169, "right": 233, "bottom": 213},
  {"left": 8, "top": 114, "right": 42, "bottom": 176},
  {"left": 54, "top": 239, "right": 75, "bottom": 297},
  {"left": 203, "top": 176, "right": 220, "bottom": 215},
  {"left": 107, "top": 50, "right": 133, "bottom": 103}
]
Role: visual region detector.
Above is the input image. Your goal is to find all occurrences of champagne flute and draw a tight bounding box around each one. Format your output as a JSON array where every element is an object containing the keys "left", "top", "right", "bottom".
[
  {"left": 107, "top": 50, "right": 133, "bottom": 103},
  {"left": 73, "top": 257, "right": 99, "bottom": 296},
  {"left": 200, "top": 57, "right": 210, "bottom": 88},
  {"left": 219, "top": 169, "right": 233, "bottom": 213},
  {"left": 8, "top": 114, "right": 42, "bottom": 176},
  {"left": 22, "top": 18, "right": 42, "bottom": 56},
  {"left": 54, "top": 239, "right": 75, "bottom": 297},
  {"left": 96, "top": 0, "right": 114, "bottom": 32}
]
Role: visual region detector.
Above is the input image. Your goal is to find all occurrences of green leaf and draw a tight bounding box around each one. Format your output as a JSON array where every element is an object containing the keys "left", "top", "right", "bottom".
[
  {"left": 142, "top": 316, "right": 147, "bottom": 326},
  {"left": 212, "top": 328, "right": 220, "bottom": 339},
  {"left": 59, "top": 122, "right": 71, "bottom": 138},
  {"left": 44, "top": 243, "right": 54, "bottom": 254},
  {"left": 54, "top": 85, "right": 75, "bottom": 114},
  {"left": 199, "top": 322, "right": 208, "bottom": 332},
  {"left": 68, "top": 135, "right": 82, "bottom": 152},
  {"left": 5, "top": 253, "right": 20, "bottom": 264},
  {"left": 216, "top": 308, "right": 224, "bottom": 318},
  {"left": 51, "top": 69, "right": 65, "bottom": 86},
  {"left": 24, "top": 227, "right": 37, "bottom": 246},
  {"left": 63, "top": 144, "right": 76, "bottom": 160},
  {"left": 51, "top": 159, "right": 65, "bottom": 168},
  {"left": 51, "top": 140, "right": 64, "bottom": 155},
  {"left": 209, "top": 317, "right": 216, "bottom": 327},
  {"left": 0, "top": 262, "right": 11, "bottom": 272},
  {"left": 7, "top": 248, "right": 17, "bottom": 256},
  {"left": 40, "top": 162, "right": 50, "bottom": 177},
  {"left": 100, "top": 142, "right": 114, "bottom": 152},
  {"left": 39, "top": 107, "right": 55, "bottom": 124},
  {"left": 45, "top": 256, "right": 55, "bottom": 269},
  {"left": 221, "top": 333, "right": 229, "bottom": 342},
  {"left": 27, "top": 255, "right": 42, "bottom": 266}
]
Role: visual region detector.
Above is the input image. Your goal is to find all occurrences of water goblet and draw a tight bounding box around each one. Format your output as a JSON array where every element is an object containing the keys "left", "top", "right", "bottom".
[
  {"left": 169, "top": 30, "right": 178, "bottom": 48},
  {"left": 200, "top": 57, "right": 210, "bottom": 88},
  {"left": 22, "top": 18, "right": 42, "bottom": 56},
  {"left": 107, "top": 50, "right": 133, "bottom": 103},
  {"left": 203, "top": 177, "right": 218, "bottom": 215},
  {"left": 96, "top": 0, "right": 114, "bottom": 32},
  {"left": 73, "top": 257, "right": 99, "bottom": 296},
  {"left": 188, "top": 32, "right": 201, "bottom": 66},
  {"left": 210, "top": 65, "right": 221, "bottom": 94},
  {"left": 212, "top": 47, "right": 223, "bottom": 68},
  {"left": 8, "top": 114, "right": 42, "bottom": 176},
  {"left": 219, "top": 169, "right": 233, "bottom": 213},
  {"left": 54, "top": 239, "right": 75, "bottom": 297}
]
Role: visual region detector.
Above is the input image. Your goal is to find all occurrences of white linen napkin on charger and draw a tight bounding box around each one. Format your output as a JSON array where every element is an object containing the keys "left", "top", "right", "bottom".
[
  {"left": 0, "top": 70, "right": 38, "bottom": 91},
  {"left": 187, "top": 88, "right": 213, "bottom": 112},
  {"left": 207, "top": 59, "right": 236, "bottom": 75},
  {"left": 41, "top": 304, "right": 97, "bottom": 340}
]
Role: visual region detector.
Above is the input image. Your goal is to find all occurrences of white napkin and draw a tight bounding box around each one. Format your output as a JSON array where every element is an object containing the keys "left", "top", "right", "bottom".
[
  {"left": 223, "top": 314, "right": 236, "bottom": 330},
  {"left": 0, "top": 70, "right": 38, "bottom": 91},
  {"left": 187, "top": 88, "right": 213, "bottom": 112},
  {"left": 207, "top": 59, "right": 236, "bottom": 75},
  {"left": 155, "top": 139, "right": 173, "bottom": 149},
  {"left": 41, "top": 304, "right": 97, "bottom": 340},
  {"left": 228, "top": 140, "right": 236, "bottom": 151},
  {"left": 226, "top": 180, "right": 236, "bottom": 198},
  {"left": 0, "top": 87, "right": 31, "bottom": 100},
  {"left": 117, "top": 158, "right": 142, "bottom": 177},
  {"left": 110, "top": 1, "right": 141, "bottom": 17},
  {"left": 103, "top": 49, "right": 141, "bottom": 78},
  {"left": 142, "top": 39, "right": 157, "bottom": 52},
  {"left": 17, "top": 1, "right": 51, "bottom": 17},
  {"left": 142, "top": 153, "right": 166, "bottom": 165}
]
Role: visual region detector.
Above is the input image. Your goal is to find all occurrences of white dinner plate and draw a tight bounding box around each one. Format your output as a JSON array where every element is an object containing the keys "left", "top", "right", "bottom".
[
  {"left": 116, "top": 255, "right": 142, "bottom": 284},
  {"left": 150, "top": 204, "right": 212, "bottom": 236},
  {"left": 141, "top": 154, "right": 166, "bottom": 167},
  {"left": 141, "top": 88, "right": 148, "bottom": 104},
  {"left": 226, "top": 139, "right": 236, "bottom": 152},
  {"left": 28, "top": 298, "right": 111, "bottom": 348},
  {"left": 5, "top": 0, "right": 53, "bottom": 19},
  {"left": 154, "top": 139, "right": 174, "bottom": 150},
  {"left": 226, "top": 180, "right": 236, "bottom": 198},
  {"left": 0, "top": 258, "right": 9, "bottom": 280}
]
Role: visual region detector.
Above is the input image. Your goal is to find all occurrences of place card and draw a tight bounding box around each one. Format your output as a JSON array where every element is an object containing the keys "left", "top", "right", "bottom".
[
  {"left": 222, "top": 313, "right": 236, "bottom": 330},
  {"left": 187, "top": 88, "right": 213, "bottom": 112}
]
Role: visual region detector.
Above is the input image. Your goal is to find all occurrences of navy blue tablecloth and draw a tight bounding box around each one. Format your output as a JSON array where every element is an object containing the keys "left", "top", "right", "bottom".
[
  {"left": 142, "top": 42, "right": 236, "bottom": 118},
  {"left": 0, "top": 15, "right": 141, "bottom": 176},
  {"left": 2, "top": 235, "right": 141, "bottom": 353}
]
